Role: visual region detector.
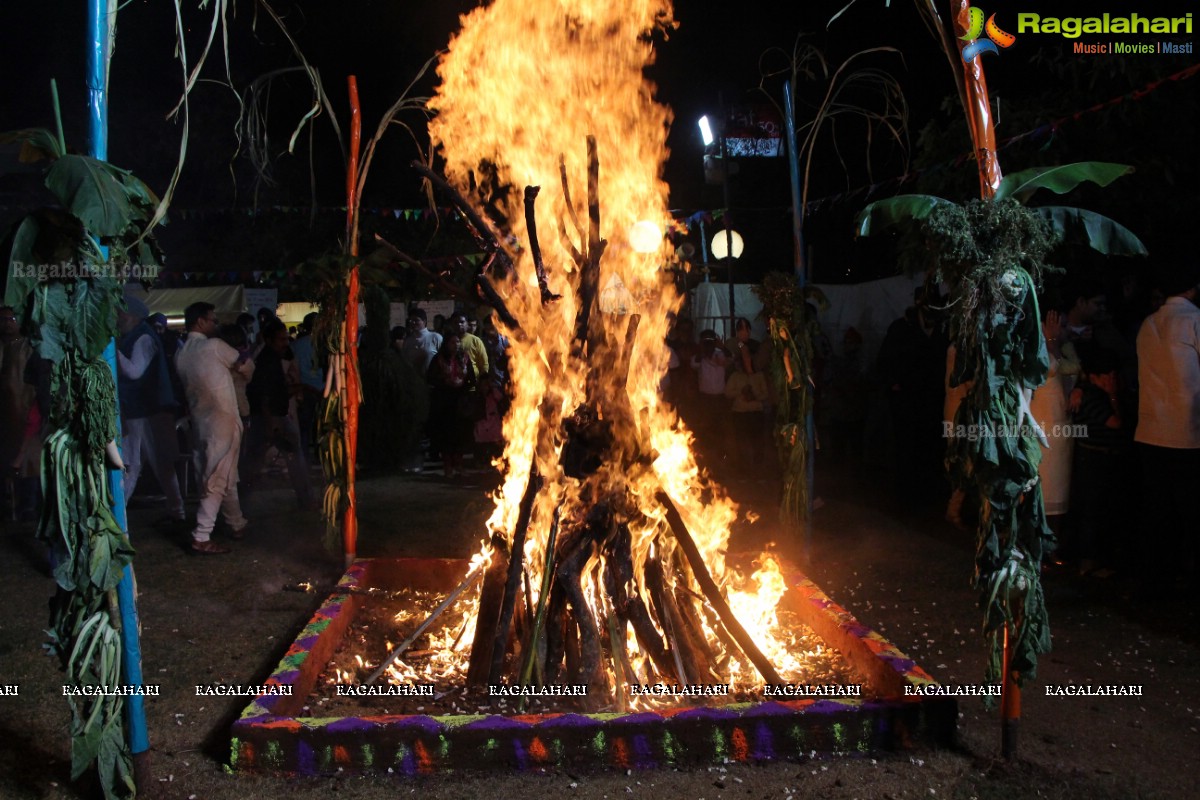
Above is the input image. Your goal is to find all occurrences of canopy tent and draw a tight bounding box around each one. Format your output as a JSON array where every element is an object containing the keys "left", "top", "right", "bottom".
[{"left": 126, "top": 285, "right": 246, "bottom": 325}]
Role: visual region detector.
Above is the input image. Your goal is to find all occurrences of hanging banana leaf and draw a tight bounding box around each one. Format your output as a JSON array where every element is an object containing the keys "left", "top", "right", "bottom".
[
  {"left": 1032, "top": 206, "right": 1148, "bottom": 257},
  {"left": 854, "top": 194, "right": 955, "bottom": 236},
  {"left": 45, "top": 155, "right": 160, "bottom": 239},
  {"left": 993, "top": 162, "right": 1135, "bottom": 205}
]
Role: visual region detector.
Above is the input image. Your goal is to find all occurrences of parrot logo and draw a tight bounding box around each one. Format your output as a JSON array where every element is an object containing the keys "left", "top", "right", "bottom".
[{"left": 960, "top": 6, "right": 1017, "bottom": 62}]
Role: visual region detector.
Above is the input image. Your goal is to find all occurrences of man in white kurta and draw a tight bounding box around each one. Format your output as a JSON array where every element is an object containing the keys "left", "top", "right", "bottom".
[{"left": 175, "top": 302, "right": 253, "bottom": 553}]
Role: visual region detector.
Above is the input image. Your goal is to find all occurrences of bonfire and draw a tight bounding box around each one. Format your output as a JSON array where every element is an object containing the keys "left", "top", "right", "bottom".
[{"left": 360, "top": 0, "right": 820, "bottom": 710}]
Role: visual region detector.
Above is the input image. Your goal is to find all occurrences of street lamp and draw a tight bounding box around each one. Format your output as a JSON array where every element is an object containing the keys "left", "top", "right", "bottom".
[
  {"left": 710, "top": 229, "right": 743, "bottom": 260},
  {"left": 700, "top": 108, "right": 740, "bottom": 336}
]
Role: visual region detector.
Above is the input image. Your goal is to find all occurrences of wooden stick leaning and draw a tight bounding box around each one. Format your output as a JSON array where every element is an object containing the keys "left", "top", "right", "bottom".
[
  {"left": 654, "top": 490, "right": 784, "bottom": 686},
  {"left": 364, "top": 560, "right": 488, "bottom": 685},
  {"left": 487, "top": 467, "right": 542, "bottom": 685},
  {"left": 467, "top": 533, "right": 511, "bottom": 688},
  {"left": 410, "top": 161, "right": 510, "bottom": 257},
  {"left": 372, "top": 233, "right": 478, "bottom": 306}
]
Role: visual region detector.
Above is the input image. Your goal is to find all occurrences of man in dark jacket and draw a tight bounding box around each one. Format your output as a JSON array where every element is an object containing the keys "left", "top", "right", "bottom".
[{"left": 117, "top": 295, "right": 185, "bottom": 521}]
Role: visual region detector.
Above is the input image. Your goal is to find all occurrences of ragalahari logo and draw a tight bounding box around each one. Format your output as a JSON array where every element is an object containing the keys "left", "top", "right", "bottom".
[{"left": 960, "top": 6, "right": 1018, "bottom": 62}]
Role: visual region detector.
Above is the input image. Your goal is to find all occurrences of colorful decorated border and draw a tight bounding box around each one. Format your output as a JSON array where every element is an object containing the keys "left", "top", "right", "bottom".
[{"left": 230, "top": 559, "right": 954, "bottom": 774}]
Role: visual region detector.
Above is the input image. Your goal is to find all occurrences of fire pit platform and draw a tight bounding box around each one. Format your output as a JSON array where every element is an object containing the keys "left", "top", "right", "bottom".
[{"left": 230, "top": 558, "right": 955, "bottom": 774}]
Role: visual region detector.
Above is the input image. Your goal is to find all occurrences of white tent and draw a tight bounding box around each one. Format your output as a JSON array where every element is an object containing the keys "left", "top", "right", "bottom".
[
  {"left": 685, "top": 273, "right": 925, "bottom": 363},
  {"left": 125, "top": 286, "right": 246, "bottom": 325}
]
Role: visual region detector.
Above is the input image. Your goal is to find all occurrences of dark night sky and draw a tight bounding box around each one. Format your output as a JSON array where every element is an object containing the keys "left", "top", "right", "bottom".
[
  {"left": 1, "top": 0, "right": 1195, "bottom": 280},
  {"left": 0, "top": 0, "right": 948, "bottom": 204}
]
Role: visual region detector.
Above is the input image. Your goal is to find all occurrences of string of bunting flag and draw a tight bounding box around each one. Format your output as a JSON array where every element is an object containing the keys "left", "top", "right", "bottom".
[
  {"left": 3, "top": 63, "right": 1191, "bottom": 272},
  {"left": 161, "top": 206, "right": 468, "bottom": 221},
  {"left": 150, "top": 252, "right": 490, "bottom": 287}
]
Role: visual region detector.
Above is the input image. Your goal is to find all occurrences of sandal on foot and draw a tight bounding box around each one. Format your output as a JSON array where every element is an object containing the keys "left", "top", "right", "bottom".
[
  {"left": 190, "top": 539, "right": 230, "bottom": 555},
  {"left": 228, "top": 525, "right": 249, "bottom": 540}
]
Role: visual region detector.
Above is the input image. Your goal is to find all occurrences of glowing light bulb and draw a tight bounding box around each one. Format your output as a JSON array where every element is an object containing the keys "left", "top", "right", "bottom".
[
  {"left": 628, "top": 220, "right": 662, "bottom": 254},
  {"left": 710, "top": 230, "right": 744, "bottom": 260}
]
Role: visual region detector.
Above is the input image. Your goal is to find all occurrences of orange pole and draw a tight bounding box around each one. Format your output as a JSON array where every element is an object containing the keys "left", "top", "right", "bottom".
[
  {"left": 1000, "top": 622, "right": 1021, "bottom": 757},
  {"left": 948, "top": 0, "right": 1016, "bottom": 750},
  {"left": 950, "top": 0, "right": 1002, "bottom": 199},
  {"left": 343, "top": 75, "right": 362, "bottom": 566}
]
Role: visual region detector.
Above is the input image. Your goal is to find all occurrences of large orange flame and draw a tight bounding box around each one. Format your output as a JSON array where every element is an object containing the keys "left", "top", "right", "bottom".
[{"left": 413, "top": 0, "right": 805, "bottom": 703}]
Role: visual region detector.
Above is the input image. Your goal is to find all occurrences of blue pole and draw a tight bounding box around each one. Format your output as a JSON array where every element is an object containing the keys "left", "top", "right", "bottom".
[
  {"left": 783, "top": 81, "right": 814, "bottom": 560},
  {"left": 86, "top": 0, "right": 149, "bottom": 757}
]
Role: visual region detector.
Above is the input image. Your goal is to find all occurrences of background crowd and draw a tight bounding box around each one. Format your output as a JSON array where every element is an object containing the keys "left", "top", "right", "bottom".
[{"left": 1, "top": 261, "right": 1195, "bottom": 584}]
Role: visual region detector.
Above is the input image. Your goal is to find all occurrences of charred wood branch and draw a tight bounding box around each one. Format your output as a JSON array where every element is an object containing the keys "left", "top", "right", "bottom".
[
  {"left": 555, "top": 509, "right": 611, "bottom": 698},
  {"left": 523, "top": 185, "right": 561, "bottom": 305},
  {"left": 646, "top": 552, "right": 708, "bottom": 685},
  {"left": 561, "top": 404, "right": 613, "bottom": 480},
  {"left": 670, "top": 553, "right": 726, "bottom": 680},
  {"left": 372, "top": 234, "right": 476, "bottom": 304},
  {"left": 467, "top": 534, "right": 511, "bottom": 688},
  {"left": 618, "top": 314, "right": 642, "bottom": 390},
  {"left": 568, "top": 135, "right": 608, "bottom": 356},
  {"left": 559, "top": 154, "right": 585, "bottom": 260},
  {"left": 411, "top": 161, "right": 509, "bottom": 259},
  {"left": 544, "top": 575, "right": 569, "bottom": 685},
  {"left": 655, "top": 490, "right": 784, "bottom": 685},
  {"left": 557, "top": 215, "right": 584, "bottom": 269},
  {"left": 586, "top": 135, "right": 600, "bottom": 260},
  {"left": 488, "top": 467, "right": 542, "bottom": 685},
  {"left": 602, "top": 524, "right": 676, "bottom": 683},
  {"left": 673, "top": 582, "right": 720, "bottom": 682},
  {"left": 572, "top": 239, "right": 608, "bottom": 355},
  {"left": 475, "top": 253, "right": 522, "bottom": 333},
  {"left": 374, "top": 233, "right": 522, "bottom": 336}
]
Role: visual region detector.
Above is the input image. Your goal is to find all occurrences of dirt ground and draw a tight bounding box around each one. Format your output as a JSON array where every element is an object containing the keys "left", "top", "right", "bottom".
[{"left": 1, "top": 459, "right": 1197, "bottom": 800}]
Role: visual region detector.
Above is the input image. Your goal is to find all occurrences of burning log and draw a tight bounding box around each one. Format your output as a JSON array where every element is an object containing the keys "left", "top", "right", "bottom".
[
  {"left": 573, "top": 137, "right": 606, "bottom": 354},
  {"left": 602, "top": 524, "right": 677, "bottom": 683},
  {"left": 655, "top": 490, "right": 784, "bottom": 686},
  {"left": 543, "top": 572, "right": 570, "bottom": 685},
  {"left": 467, "top": 534, "right": 511, "bottom": 688},
  {"left": 673, "top": 576, "right": 723, "bottom": 679},
  {"left": 558, "top": 154, "right": 585, "bottom": 258},
  {"left": 519, "top": 509, "right": 561, "bottom": 687},
  {"left": 487, "top": 469, "right": 542, "bottom": 685},
  {"left": 411, "top": 160, "right": 513, "bottom": 275},
  {"left": 646, "top": 552, "right": 709, "bottom": 686},
  {"left": 364, "top": 559, "right": 487, "bottom": 686},
  {"left": 554, "top": 507, "right": 611, "bottom": 698},
  {"left": 523, "top": 185, "right": 561, "bottom": 305},
  {"left": 605, "top": 612, "right": 633, "bottom": 712}
]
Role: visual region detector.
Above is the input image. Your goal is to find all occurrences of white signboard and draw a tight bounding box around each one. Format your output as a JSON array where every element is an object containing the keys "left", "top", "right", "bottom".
[{"left": 244, "top": 288, "right": 278, "bottom": 318}]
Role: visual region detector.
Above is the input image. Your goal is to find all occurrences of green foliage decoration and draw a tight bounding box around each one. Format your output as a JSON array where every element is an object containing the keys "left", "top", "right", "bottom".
[
  {"left": 3, "top": 126, "right": 163, "bottom": 800},
  {"left": 855, "top": 161, "right": 1145, "bottom": 698},
  {"left": 754, "top": 272, "right": 828, "bottom": 526}
]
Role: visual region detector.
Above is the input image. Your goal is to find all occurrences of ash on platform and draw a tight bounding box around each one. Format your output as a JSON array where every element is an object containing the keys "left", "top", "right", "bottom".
[{"left": 306, "top": 589, "right": 864, "bottom": 718}]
